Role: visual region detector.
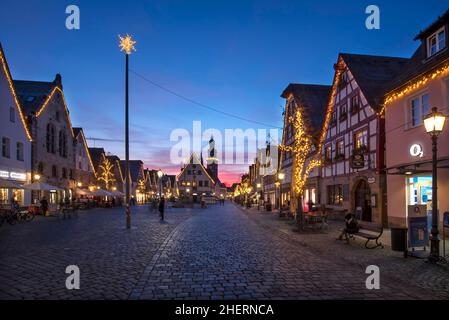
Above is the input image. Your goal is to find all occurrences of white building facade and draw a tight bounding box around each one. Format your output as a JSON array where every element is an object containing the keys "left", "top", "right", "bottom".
[{"left": 0, "top": 45, "right": 32, "bottom": 206}]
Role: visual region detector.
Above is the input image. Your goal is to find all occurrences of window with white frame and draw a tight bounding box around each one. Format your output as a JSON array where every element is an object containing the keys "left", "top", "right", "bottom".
[
  {"left": 427, "top": 27, "right": 446, "bottom": 57},
  {"left": 410, "top": 93, "right": 430, "bottom": 127}
]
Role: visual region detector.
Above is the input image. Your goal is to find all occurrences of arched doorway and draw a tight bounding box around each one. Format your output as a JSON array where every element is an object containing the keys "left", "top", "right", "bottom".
[{"left": 354, "top": 179, "right": 372, "bottom": 222}]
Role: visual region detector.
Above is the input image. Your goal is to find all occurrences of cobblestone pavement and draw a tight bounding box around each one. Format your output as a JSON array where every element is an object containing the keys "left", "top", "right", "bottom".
[
  {"left": 0, "top": 206, "right": 196, "bottom": 299},
  {"left": 241, "top": 205, "right": 449, "bottom": 299},
  {"left": 1, "top": 203, "right": 447, "bottom": 300},
  {"left": 131, "top": 203, "right": 443, "bottom": 300}
]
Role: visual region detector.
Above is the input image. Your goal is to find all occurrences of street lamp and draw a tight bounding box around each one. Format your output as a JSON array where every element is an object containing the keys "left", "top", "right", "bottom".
[
  {"left": 157, "top": 169, "right": 163, "bottom": 198},
  {"left": 256, "top": 183, "right": 261, "bottom": 210},
  {"left": 34, "top": 174, "right": 41, "bottom": 181},
  {"left": 278, "top": 172, "right": 285, "bottom": 216},
  {"left": 119, "top": 34, "right": 136, "bottom": 230},
  {"left": 424, "top": 107, "right": 446, "bottom": 263}
]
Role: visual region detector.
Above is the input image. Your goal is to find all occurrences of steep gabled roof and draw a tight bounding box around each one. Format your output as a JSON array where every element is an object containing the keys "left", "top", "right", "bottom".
[
  {"left": 177, "top": 153, "right": 216, "bottom": 184},
  {"left": 414, "top": 8, "right": 449, "bottom": 40},
  {"left": 340, "top": 53, "right": 409, "bottom": 111},
  {"left": 0, "top": 43, "right": 33, "bottom": 141},
  {"left": 385, "top": 9, "right": 449, "bottom": 97},
  {"left": 88, "top": 147, "right": 106, "bottom": 172},
  {"left": 13, "top": 79, "right": 56, "bottom": 114},
  {"left": 73, "top": 127, "right": 96, "bottom": 177},
  {"left": 120, "top": 160, "right": 144, "bottom": 182},
  {"left": 13, "top": 74, "right": 75, "bottom": 137},
  {"left": 106, "top": 155, "right": 124, "bottom": 183},
  {"left": 281, "top": 83, "right": 331, "bottom": 141}
]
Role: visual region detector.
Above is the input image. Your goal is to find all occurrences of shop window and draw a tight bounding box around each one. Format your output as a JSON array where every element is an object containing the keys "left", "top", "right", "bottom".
[
  {"left": 2, "top": 137, "right": 11, "bottom": 158},
  {"left": 327, "top": 184, "right": 343, "bottom": 205},
  {"left": 407, "top": 176, "right": 432, "bottom": 206},
  {"left": 410, "top": 94, "right": 430, "bottom": 127},
  {"left": 0, "top": 188, "right": 9, "bottom": 204}
]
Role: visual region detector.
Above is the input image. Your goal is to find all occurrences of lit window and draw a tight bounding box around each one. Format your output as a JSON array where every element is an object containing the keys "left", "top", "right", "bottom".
[
  {"left": 336, "top": 140, "right": 345, "bottom": 158},
  {"left": 427, "top": 27, "right": 446, "bottom": 57},
  {"left": 325, "top": 145, "right": 332, "bottom": 161},
  {"left": 354, "top": 129, "right": 368, "bottom": 151}
]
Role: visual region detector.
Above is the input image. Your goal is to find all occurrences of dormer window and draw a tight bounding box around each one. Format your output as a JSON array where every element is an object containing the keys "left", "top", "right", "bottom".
[{"left": 427, "top": 27, "right": 446, "bottom": 57}]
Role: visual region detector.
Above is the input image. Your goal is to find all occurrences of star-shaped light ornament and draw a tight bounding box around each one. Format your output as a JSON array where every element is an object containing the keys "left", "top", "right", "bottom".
[{"left": 119, "top": 34, "right": 137, "bottom": 54}]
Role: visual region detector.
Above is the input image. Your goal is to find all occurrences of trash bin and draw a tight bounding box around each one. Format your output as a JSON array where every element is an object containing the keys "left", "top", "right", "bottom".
[{"left": 391, "top": 227, "right": 408, "bottom": 256}]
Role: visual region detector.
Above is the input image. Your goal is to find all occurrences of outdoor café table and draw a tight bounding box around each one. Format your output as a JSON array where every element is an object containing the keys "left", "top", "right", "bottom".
[{"left": 304, "top": 212, "right": 328, "bottom": 230}]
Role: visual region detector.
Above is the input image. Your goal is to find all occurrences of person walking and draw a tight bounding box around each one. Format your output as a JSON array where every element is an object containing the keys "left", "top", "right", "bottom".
[
  {"left": 159, "top": 196, "right": 165, "bottom": 221},
  {"left": 40, "top": 196, "right": 49, "bottom": 216}
]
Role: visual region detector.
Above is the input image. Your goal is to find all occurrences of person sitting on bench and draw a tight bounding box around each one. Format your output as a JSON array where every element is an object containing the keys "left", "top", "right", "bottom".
[{"left": 337, "top": 212, "right": 359, "bottom": 241}]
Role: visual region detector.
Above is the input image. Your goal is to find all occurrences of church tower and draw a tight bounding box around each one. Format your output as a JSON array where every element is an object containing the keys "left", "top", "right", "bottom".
[{"left": 207, "top": 135, "right": 218, "bottom": 182}]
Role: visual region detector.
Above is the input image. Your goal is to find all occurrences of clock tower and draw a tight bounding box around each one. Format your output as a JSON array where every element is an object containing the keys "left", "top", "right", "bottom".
[{"left": 206, "top": 135, "right": 218, "bottom": 182}]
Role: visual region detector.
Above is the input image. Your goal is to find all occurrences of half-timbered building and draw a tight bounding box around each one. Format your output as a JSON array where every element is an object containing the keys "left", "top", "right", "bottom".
[
  {"left": 320, "top": 53, "right": 407, "bottom": 225},
  {"left": 280, "top": 83, "right": 331, "bottom": 214}
]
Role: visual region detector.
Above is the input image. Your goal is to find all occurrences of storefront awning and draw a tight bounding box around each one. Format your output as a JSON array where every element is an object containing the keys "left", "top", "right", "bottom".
[
  {"left": 385, "top": 157, "right": 449, "bottom": 175},
  {"left": 22, "top": 182, "right": 63, "bottom": 191},
  {"left": 0, "top": 179, "right": 23, "bottom": 189}
]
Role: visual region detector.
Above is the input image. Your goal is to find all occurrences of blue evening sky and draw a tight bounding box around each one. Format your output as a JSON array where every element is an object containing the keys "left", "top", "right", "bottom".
[{"left": 1, "top": 0, "right": 447, "bottom": 184}]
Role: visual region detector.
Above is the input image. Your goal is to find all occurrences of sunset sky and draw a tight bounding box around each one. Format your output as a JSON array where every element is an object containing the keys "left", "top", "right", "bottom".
[{"left": 1, "top": 0, "right": 447, "bottom": 185}]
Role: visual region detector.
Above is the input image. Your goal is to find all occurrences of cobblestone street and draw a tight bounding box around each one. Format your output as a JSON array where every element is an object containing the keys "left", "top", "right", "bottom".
[{"left": 0, "top": 202, "right": 448, "bottom": 300}]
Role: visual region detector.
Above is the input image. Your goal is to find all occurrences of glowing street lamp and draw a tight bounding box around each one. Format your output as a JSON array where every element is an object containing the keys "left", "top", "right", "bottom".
[
  {"left": 157, "top": 169, "right": 163, "bottom": 198},
  {"left": 277, "top": 172, "right": 285, "bottom": 216},
  {"left": 424, "top": 107, "right": 446, "bottom": 263},
  {"left": 34, "top": 174, "right": 41, "bottom": 181},
  {"left": 119, "top": 34, "right": 136, "bottom": 230}
]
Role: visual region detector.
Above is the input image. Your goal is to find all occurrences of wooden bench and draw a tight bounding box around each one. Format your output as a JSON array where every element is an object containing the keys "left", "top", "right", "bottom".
[{"left": 350, "top": 221, "right": 384, "bottom": 249}]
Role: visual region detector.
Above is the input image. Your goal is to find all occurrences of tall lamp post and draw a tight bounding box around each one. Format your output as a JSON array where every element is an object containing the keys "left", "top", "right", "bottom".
[
  {"left": 277, "top": 172, "right": 285, "bottom": 216},
  {"left": 256, "top": 183, "right": 261, "bottom": 210},
  {"left": 157, "top": 169, "right": 164, "bottom": 198},
  {"left": 119, "top": 34, "right": 137, "bottom": 229},
  {"left": 424, "top": 107, "right": 446, "bottom": 263}
]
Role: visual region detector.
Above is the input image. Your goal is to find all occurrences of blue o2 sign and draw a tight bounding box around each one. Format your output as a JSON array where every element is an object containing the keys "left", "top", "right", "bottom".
[{"left": 409, "top": 144, "right": 424, "bottom": 158}]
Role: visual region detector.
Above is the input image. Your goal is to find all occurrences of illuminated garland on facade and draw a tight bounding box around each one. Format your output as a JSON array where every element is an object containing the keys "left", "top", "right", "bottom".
[
  {"left": 78, "top": 130, "right": 97, "bottom": 178},
  {"left": 381, "top": 61, "right": 449, "bottom": 114},
  {"left": 0, "top": 47, "right": 33, "bottom": 142},
  {"left": 279, "top": 106, "right": 321, "bottom": 197},
  {"left": 318, "top": 65, "right": 343, "bottom": 152},
  {"left": 35, "top": 86, "right": 75, "bottom": 138}
]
